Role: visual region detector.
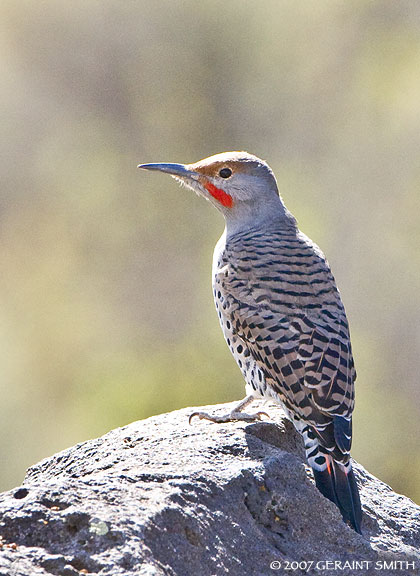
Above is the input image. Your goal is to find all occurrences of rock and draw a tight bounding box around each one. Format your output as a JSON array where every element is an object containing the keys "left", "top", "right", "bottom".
[{"left": 0, "top": 401, "right": 419, "bottom": 576}]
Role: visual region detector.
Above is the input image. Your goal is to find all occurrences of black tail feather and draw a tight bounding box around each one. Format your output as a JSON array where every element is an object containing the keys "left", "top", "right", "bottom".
[
  {"left": 313, "top": 467, "right": 339, "bottom": 508},
  {"left": 313, "top": 461, "right": 362, "bottom": 534}
]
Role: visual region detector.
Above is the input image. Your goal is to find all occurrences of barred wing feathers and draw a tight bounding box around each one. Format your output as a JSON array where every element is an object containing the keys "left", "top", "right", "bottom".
[{"left": 217, "top": 229, "right": 356, "bottom": 459}]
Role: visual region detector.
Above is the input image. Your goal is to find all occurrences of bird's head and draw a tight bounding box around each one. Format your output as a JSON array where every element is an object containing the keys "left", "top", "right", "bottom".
[{"left": 138, "top": 151, "right": 294, "bottom": 234}]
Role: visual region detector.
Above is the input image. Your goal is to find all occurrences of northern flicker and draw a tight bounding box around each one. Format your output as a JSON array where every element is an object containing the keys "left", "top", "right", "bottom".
[{"left": 138, "top": 152, "right": 362, "bottom": 534}]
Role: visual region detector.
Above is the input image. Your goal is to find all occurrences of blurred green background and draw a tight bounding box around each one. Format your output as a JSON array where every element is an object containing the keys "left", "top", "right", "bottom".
[{"left": 1, "top": 1, "right": 419, "bottom": 504}]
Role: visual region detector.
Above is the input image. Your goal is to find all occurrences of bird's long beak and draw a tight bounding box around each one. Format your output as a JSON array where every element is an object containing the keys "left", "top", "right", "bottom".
[{"left": 137, "top": 162, "right": 198, "bottom": 179}]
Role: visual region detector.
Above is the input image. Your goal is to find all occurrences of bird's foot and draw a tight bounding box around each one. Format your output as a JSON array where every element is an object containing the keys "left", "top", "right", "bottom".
[
  {"left": 189, "top": 395, "right": 269, "bottom": 425},
  {"left": 189, "top": 409, "right": 269, "bottom": 425}
]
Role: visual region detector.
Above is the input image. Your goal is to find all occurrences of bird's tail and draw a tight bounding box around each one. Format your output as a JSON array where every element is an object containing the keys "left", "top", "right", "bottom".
[{"left": 312, "top": 458, "right": 362, "bottom": 534}]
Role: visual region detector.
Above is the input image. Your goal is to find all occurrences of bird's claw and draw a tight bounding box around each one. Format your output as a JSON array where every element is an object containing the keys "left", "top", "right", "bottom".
[
  {"left": 254, "top": 411, "right": 270, "bottom": 420},
  {"left": 188, "top": 410, "right": 269, "bottom": 425},
  {"left": 188, "top": 411, "right": 203, "bottom": 425}
]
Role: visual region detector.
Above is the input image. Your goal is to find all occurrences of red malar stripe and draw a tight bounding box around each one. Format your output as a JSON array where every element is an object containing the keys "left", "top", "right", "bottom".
[{"left": 204, "top": 181, "right": 233, "bottom": 208}]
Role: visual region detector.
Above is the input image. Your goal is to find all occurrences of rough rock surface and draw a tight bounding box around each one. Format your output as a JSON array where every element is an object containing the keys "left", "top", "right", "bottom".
[{"left": 0, "top": 401, "right": 419, "bottom": 576}]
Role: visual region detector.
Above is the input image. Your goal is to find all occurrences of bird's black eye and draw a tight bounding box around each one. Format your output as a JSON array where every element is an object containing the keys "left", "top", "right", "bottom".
[{"left": 219, "top": 167, "right": 232, "bottom": 179}]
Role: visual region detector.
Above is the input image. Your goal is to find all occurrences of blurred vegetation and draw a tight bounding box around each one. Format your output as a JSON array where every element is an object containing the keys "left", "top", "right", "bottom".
[{"left": 1, "top": 1, "right": 419, "bottom": 504}]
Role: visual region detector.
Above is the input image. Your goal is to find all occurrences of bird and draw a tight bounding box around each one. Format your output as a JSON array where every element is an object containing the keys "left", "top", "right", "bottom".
[{"left": 138, "top": 151, "right": 362, "bottom": 534}]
